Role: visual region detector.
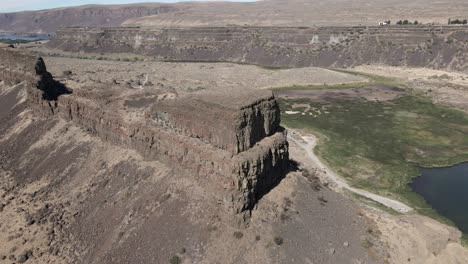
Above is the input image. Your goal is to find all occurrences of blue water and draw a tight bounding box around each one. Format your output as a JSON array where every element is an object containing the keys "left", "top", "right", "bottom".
[
  {"left": 0, "top": 35, "right": 49, "bottom": 41},
  {"left": 410, "top": 163, "right": 468, "bottom": 234}
]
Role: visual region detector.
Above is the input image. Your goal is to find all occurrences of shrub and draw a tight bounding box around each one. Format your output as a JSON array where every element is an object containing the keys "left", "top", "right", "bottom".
[
  {"left": 169, "top": 256, "right": 181, "bottom": 264},
  {"left": 449, "top": 18, "right": 468, "bottom": 25},
  {"left": 234, "top": 231, "right": 243, "bottom": 239},
  {"left": 274, "top": 236, "right": 284, "bottom": 245},
  {"left": 361, "top": 238, "right": 373, "bottom": 248},
  {"left": 396, "top": 19, "right": 418, "bottom": 25},
  {"left": 318, "top": 195, "right": 328, "bottom": 204}
]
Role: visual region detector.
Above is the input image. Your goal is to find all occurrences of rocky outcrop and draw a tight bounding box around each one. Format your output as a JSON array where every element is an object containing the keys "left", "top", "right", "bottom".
[
  {"left": 49, "top": 26, "right": 468, "bottom": 72},
  {"left": 55, "top": 91, "right": 289, "bottom": 215},
  {"left": 0, "top": 47, "right": 69, "bottom": 114},
  {"left": 0, "top": 47, "right": 289, "bottom": 218},
  {"left": 150, "top": 92, "right": 281, "bottom": 154}
]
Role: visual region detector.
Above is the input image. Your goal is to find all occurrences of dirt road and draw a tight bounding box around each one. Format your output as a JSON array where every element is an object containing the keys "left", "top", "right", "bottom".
[{"left": 288, "top": 132, "right": 413, "bottom": 213}]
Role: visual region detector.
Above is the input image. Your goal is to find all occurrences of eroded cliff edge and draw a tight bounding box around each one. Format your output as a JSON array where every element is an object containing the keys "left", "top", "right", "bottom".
[
  {"left": 0, "top": 47, "right": 290, "bottom": 219},
  {"left": 48, "top": 26, "right": 468, "bottom": 72}
]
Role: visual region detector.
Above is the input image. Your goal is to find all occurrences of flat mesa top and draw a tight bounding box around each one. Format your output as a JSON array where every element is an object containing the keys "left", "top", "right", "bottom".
[
  {"left": 70, "top": 83, "right": 275, "bottom": 118},
  {"left": 191, "top": 89, "right": 275, "bottom": 110}
]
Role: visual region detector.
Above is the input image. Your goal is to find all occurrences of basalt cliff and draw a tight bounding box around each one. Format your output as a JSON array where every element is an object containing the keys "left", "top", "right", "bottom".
[
  {"left": 48, "top": 26, "right": 468, "bottom": 72},
  {"left": 0, "top": 46, "right": 289, "bottom": 219}
]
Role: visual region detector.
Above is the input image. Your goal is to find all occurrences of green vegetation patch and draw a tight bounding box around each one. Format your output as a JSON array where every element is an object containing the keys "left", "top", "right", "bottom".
[
  {"left": 462, "top": 234, "right": 468, "bottom": 248},
  {"left": 280, "top": 94, "right": 468, "bottom": 217}
]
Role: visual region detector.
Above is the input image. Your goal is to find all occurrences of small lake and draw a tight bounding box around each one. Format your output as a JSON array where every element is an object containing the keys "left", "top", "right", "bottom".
[{"left": 410, "top": 162, "right": 468, "bottom": 234}]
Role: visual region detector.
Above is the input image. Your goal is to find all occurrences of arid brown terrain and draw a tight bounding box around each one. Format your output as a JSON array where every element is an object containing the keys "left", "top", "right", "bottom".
[
  {"left": 2, "top": 0, "right": 468, "bottom": 263},
  {"left": 2, "top": 36, "right": 468, "bottom": 262},
  {"left": 2, "top": 0, "right": 468, "bottom": 34},
  {"left": 0, "top": 45, "right": 387, "bottom": 263}
]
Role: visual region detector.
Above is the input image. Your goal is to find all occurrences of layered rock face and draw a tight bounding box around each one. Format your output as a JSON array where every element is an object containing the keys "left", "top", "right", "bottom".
[
  {"left": 49, "top": 26, "right": 468, "bottom": 72},
  {"left": 0, "top": 47, "right": 289, "bottom": 217},
  {"left": 150, "top": 92, "right": 281, "bottom": 154}
]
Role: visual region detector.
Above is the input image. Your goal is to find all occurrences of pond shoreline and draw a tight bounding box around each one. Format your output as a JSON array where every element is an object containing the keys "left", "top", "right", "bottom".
[{"left": 410, "top": 162, "right": 468, "bottom": 235}]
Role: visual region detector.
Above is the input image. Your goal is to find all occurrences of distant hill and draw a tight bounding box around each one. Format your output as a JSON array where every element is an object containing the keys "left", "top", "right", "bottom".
[
  {"left": 2, "top": 0, "right": 468, "bottom": 34},
  {"left": 0, "top": 3, "right": 178, "bottom": 34},
  {"left": 124, "top": 0, "right": 468, "bottom": 28}
]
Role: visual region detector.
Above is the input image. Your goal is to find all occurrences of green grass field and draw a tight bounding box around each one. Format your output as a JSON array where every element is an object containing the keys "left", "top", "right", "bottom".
[{"left": 279, "top": 82, "right": 468, "bottom": 227}]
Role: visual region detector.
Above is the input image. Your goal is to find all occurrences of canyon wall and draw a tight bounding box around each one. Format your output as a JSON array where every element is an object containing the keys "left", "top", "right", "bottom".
[
  {"left": 49, "top": 26, "right": 468, "bottom": 72},
  {"left": 0, "top": 47, "right": 289, "bottom": 219}
]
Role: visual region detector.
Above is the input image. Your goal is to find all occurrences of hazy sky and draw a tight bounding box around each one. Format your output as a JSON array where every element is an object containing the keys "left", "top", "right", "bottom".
[{"left": 0, "top": 0, "right": 255, "bottom": 13}]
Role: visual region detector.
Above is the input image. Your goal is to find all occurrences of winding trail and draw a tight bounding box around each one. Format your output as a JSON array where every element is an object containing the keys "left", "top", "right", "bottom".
[{"left": 288, "top": 132, "right": 413, "bottom": 213}]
